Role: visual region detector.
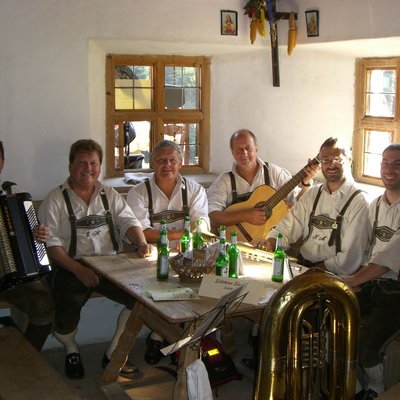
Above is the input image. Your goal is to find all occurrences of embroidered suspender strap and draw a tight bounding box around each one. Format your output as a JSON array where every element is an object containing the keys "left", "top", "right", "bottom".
[
  {"left": 61, "top": 188, "right": 78, "bottom": 257},
  {"left": 181, "top": 177, "right": 189, "bottom": 216},
  {"left": 99, "top": 188, "right": 119, "bottom": 253},
  {"left": 144, "top": 178, "right": 154, "bottom": 227},
  {"left": 303, "top": 185, "right": 324, "bottom": 243},
  {"left": 328, "top": 189, "right": 363, "bottom": 253}
]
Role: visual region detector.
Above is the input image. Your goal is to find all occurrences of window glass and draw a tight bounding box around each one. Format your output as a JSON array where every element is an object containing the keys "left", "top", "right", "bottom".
[
  {"left": 163, "top": 123, "right": 199, "bottom": 165},
  {"left": 114, "top": 66, "right": 152, "bottom": 110},
  {"left": 363, "top": 130, "right": 393, "bottom": 178},
  {"left": 164, "top": 66, "right": 200, "bottom": 109},
  {"left": 365, "top": 69, "right": 396, "bottom": 117}
]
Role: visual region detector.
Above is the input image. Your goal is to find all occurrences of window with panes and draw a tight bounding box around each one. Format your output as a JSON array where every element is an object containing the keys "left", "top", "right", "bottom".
[
  {"left": 353, "top": 57, "right": 400, "bottom": 186},
  {"left": 105, "top": 55, "right": 211, "bottom": 177}
]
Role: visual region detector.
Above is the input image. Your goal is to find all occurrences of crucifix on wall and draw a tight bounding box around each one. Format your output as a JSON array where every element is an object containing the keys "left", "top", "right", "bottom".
[{"left": 244, "top": 0, "right": 297, "bottom": 87}]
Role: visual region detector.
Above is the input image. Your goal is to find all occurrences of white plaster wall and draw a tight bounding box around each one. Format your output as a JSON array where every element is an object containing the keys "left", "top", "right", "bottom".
[
  {"left": 0, "top": 0, "right": 400, "bottom": 348},
  {"left": 1, "top": 0, "right": 400, "bottom": 199}
]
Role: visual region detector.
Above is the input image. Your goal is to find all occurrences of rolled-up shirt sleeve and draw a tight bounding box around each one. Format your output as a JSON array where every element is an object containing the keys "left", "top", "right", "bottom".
[{"left": 370, "top": 230, "right": 400, "bottom": 273}]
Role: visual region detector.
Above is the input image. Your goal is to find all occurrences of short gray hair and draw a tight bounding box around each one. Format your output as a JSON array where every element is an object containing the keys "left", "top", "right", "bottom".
[{"left": 151, "top": 140, "right": 183, "bottom": 162}]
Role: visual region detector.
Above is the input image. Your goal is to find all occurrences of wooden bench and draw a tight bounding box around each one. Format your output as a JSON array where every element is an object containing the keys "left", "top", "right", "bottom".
[{"left": 0, "top": 326, "right": 82, "bottom": 400}]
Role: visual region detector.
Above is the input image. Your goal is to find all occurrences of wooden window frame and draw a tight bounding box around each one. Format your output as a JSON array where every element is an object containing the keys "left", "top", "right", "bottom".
[
  {"left": 353, "top": 57, "right": 400, "bottom": 186},
  {"left": 105, "top": 54, "right": 211, "bottom": 177}
]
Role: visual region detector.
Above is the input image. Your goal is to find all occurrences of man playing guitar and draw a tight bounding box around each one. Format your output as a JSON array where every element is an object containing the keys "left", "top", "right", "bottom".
[{"left": 207, "top": 129, "right": 319, "bottom": 240}]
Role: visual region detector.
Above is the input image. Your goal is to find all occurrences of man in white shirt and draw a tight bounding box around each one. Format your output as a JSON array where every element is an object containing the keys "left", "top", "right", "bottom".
[
  {"left": 39, "top": 139, "right": 151, "bottom": 380},
  {"left": 207, "top": 129, "right": 318, "bottom": 235},
  {"left": 262, "top": 137, "right": 370, "bottom": 275},
  {"left": 126, "top": 139, "right": 210, "bottom": 364},
  {"left": 342, "top": 144, "right": 400, "bottom": 400}
]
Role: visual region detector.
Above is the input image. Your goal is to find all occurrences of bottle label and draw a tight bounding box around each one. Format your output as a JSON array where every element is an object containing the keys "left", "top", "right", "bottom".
[
  {"left": 221, "top": 265, "right": 229, "bottom": 277},
  {"left": 159, "top": 256, "right": 169, "bottom": 275},
  {"left": 272, "top": 258, "right": 284, "bottom": 277}
]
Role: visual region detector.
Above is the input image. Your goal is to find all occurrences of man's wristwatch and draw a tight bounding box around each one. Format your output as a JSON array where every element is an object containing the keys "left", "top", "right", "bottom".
[{"left": 301, "top": 180, "right": 312, "bottom": 187}]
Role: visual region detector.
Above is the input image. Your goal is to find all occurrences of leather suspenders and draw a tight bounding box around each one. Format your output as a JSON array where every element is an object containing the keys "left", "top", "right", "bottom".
[
  {"left": 229, "top": 162, "right": 270, "bottom": 205},
  {"left": 305, "top": 185, "right": 363, "bottom": 254},
  {"left": 61, "top": 187, "right": 119, "bottom": 257},
  {"left": 144, "top": 178, "right": 189, "bottom": 227}
]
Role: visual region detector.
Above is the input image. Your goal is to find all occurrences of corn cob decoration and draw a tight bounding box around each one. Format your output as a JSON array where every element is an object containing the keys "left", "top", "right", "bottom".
[
  {"left": 257, "top": 7, "right": 267, "bottom": 37},
  {"left": 287, "top": 11, "right": 297, "bottom": 55},
  {"left": 244, "top": 0, "right": 267, "bottom": 44},
  {"left": 250, "top": 15, "right": 258, "bottom": 44}
]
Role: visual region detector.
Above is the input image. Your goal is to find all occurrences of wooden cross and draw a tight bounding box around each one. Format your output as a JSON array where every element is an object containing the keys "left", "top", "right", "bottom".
[{"left": 266, "top": 0, "right": 297, "bottom": 87}]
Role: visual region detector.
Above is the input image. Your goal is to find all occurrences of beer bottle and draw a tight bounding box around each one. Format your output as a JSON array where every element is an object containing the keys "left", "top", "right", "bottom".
[
  {"left": 192, "top": 219, "right": 204, "bottom": 250},
  {"left": 180, "top": 215, "right": 192, "bottom": 253},
  {"left": 157, "top": 229, "right": 169, "bottom": 280},
  {"left": 219, "top": 225, "right": 226, "bottom": 241},
  {"left": 228, "top": 231, "right": 239, "bottom": 279},
  {"left": 271, "top": 233, "right": 286, "bottom": 283},
  {"left": 215, "top": 238, "right": 229, "bottom": 277},
  {"left": 157, "top": 219, "right": 168, "bottom": 250}
]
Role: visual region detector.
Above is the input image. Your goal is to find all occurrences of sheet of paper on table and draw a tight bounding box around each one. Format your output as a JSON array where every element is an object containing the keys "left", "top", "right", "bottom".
[{"left": 148, "top": 287, "right": 199, "bottom": 301}]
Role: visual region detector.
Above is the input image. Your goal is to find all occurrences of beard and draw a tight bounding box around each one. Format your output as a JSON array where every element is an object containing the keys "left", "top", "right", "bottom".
[{"left": 322, "top": 167, "right": 344, "bottom": 183}]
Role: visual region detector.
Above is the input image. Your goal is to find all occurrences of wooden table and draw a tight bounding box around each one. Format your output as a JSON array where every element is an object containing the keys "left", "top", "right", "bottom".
[{"left": 81, "top": 252, "right": 266, "bottom": 399}]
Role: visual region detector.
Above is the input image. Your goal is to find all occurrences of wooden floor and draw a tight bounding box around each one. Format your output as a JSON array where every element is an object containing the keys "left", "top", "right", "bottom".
[{"left": 42, "top": 319, "right": 256, "bottom": 400}]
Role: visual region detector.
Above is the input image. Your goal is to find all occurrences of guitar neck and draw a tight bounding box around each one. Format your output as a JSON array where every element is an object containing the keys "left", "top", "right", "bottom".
[
  {"left": 265, "top": 156, "right": 320, "bottom": 210},
  {"left": 265, "top": 169, "right": 307, "bottom": 209}
]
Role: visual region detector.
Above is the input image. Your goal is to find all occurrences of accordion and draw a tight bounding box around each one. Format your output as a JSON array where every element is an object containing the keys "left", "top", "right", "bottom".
[{"left": 0, "top": 192, "right": 51, "bottom": 292}]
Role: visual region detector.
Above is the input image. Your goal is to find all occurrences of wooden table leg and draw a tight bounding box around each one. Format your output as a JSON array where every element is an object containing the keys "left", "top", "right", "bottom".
[
  {"left": 103, "top": 301, "right": 144, "bottom": 383},
  {"left": 173, "top": 344, "right": 198, "bottom": 400}
]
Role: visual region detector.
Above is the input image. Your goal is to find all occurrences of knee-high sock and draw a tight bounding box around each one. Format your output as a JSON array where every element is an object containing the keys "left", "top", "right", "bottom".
[
  {"left": 54, "top": 328, "right": 79, "bottom": 355},
  {"left": 105, "top": 307, "right": 130, "bottom": 360},
  {"left": 365, "top": 363, "right": 385, "bottom": 395}
]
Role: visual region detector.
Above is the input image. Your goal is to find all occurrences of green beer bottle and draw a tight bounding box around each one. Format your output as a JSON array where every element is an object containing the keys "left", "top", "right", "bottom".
[
  {"left": 215, "top": 238, "right": 229, "bottom": 277},
  {"left": 219, "top": 225, "right": 226, "bottom": 241},
  {"left": 157, "top": 219, "right": 168, "bottom": 250},
  {"left": 180, "top": 215, "right": 192, "bottom": 253},
  {"left": 192, "top": 219, "right": 204, "bottom": 250},
  {"left": 157, "top": 229, "right": 169, "bottom": 280},
  {"left": 271, "top": 233, "right": 286, "bottom": 283},
  {"left": 228, "top": 231, "right": 239, "bottom": 279}
]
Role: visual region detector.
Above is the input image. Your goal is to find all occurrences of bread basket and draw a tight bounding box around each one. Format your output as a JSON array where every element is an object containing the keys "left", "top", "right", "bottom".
[{"left": 170, "top": 249, "right": 215, "bottom": 283}]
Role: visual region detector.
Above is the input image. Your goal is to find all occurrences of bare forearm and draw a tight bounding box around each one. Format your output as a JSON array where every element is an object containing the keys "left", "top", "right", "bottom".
[
  {"left": 342, "top": 264, "right": 390, "bottom": 287},
  {"left": 143, "top": 227, "right": 182, "bottom": 243}
]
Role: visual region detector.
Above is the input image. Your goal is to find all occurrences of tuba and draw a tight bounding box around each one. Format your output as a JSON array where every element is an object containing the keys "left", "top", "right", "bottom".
[{"left": 254, "top": 268, "right": 360, "bottom": 400}]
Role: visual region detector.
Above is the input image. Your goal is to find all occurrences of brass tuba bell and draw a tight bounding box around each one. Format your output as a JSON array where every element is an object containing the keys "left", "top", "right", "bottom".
[{"left": 254, "top": 268, "right": 360, "bottom": 400}]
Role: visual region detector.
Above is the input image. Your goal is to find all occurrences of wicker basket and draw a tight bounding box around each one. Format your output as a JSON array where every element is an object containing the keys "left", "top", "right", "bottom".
[{"left": 170, "top": 250, "right": 215, "bottom": 283}]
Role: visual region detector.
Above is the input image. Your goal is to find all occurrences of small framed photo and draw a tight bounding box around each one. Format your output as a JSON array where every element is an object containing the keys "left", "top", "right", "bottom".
[
  {"left": 305, "top": 10, "right": 319, "bottom": 37},
  {"left": 221, "top": 10, "right": 238, "bottom": 36}
]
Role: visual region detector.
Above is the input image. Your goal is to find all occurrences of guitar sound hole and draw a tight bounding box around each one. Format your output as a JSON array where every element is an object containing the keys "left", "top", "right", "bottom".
[{"left": 265, "top": 207, "right": 272, "bottom": 219}]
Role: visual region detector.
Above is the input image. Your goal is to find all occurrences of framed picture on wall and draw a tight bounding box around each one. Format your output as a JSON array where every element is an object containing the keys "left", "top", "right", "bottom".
[
  {"left": 221, "top": 10, "right": 238, "bottom": 36},
  {"left": 305, "top": 10, "right": 319, "bottom": 37}
]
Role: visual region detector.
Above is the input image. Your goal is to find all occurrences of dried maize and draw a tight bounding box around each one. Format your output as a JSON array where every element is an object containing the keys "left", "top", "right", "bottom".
[{"left": 287, "top": 11, "right": 297, "bottom": 55}]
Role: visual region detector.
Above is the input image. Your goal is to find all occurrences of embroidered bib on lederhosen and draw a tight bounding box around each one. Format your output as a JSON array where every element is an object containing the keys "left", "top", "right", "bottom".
[
  {"left": 370, "top": 196, "right": 399, "bottom": 248},
  {"left": 229, "top": 162, "right": 270, "bottom": 205},
  {"left": 144, "top": 178, "right": 189, "bottom": 227},
  {"left": 304, "top": 185, "right": 363, "bottom": 254},
  {"left": 61, "top": 187, "right": 119, "bottom": 257}
]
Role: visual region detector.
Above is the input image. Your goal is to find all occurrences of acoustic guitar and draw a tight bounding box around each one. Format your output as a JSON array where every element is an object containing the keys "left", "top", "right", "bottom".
[{"left": 225, "top": 157, "right": 320, "bottom": 244}]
